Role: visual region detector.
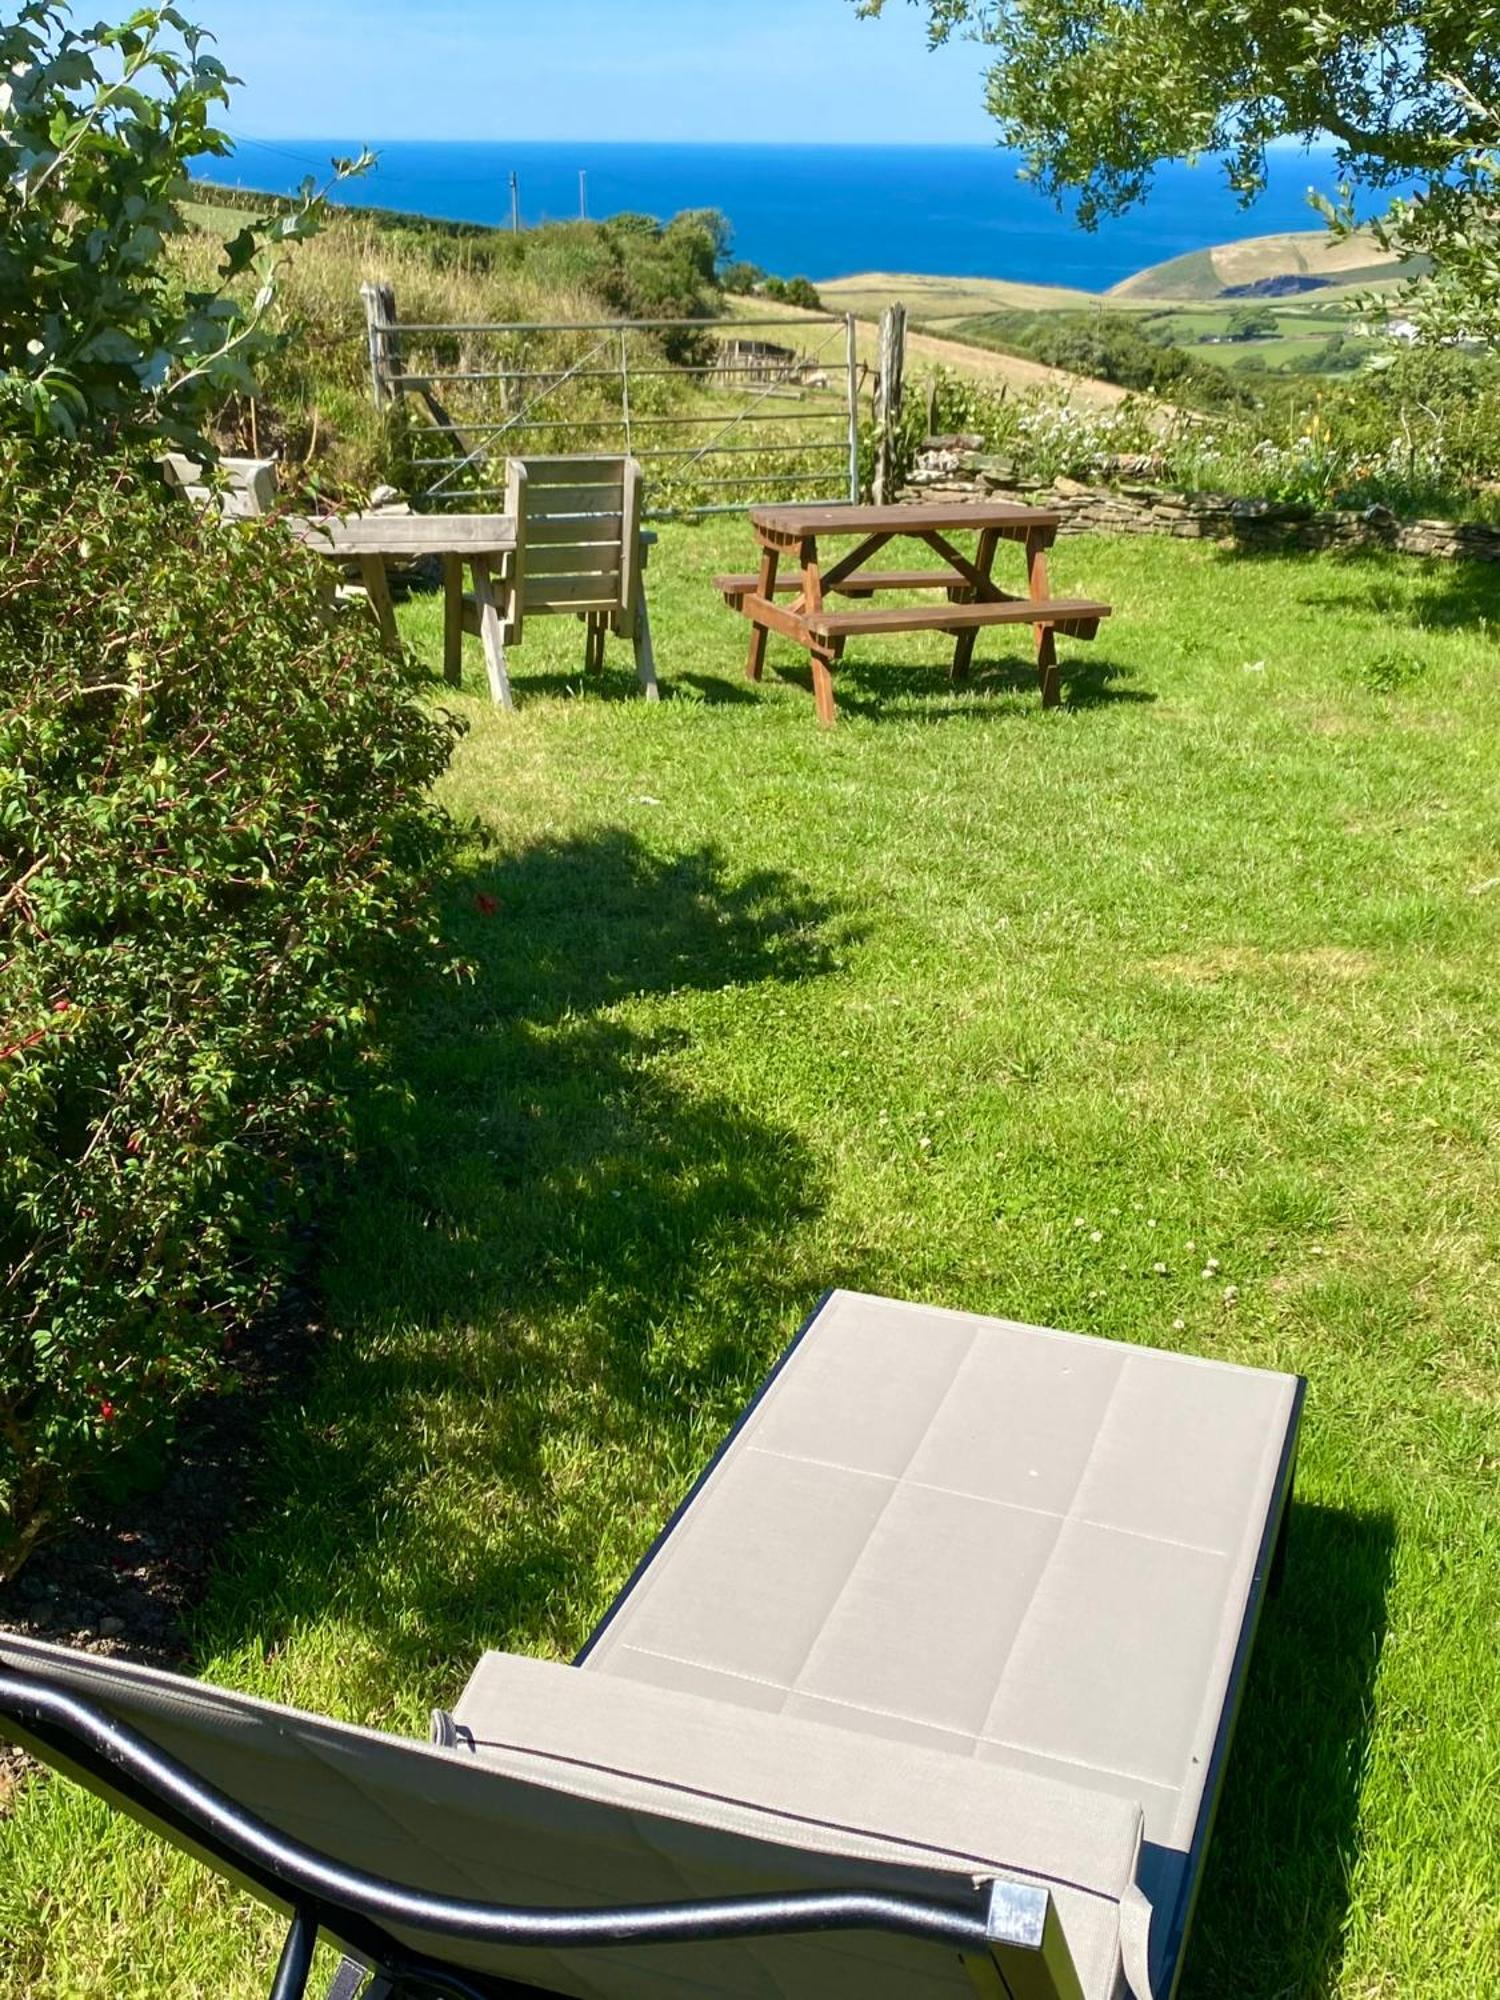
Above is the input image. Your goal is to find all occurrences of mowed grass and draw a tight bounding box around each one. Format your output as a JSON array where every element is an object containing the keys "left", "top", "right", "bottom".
[{"left": 3, "top": 524, "right": 1500, "bottom": 1997}]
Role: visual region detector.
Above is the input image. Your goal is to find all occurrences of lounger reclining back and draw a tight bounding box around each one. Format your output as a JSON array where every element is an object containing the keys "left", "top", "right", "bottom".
[{"left": 0, "top": 1292, "right": 1303, "bottom": 2000}]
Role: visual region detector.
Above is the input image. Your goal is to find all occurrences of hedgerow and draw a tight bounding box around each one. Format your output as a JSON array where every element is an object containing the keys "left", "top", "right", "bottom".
[{"left": 0, "top": 444, "right": 460, "bottom": 1569}]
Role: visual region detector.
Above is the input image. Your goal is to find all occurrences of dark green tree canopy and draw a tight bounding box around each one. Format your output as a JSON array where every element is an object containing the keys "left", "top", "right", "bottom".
[{"left": 857, "top": 0, "right": 1496, "bottom": 216}]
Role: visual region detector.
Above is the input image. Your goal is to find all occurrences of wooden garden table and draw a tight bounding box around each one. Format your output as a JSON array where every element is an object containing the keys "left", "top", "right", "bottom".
[
  {"left": 716, "top": 499, "right": 1111, "bottom": 725},
  {"left": 288, "top": 511, "right": 518, "bottom": 690}
]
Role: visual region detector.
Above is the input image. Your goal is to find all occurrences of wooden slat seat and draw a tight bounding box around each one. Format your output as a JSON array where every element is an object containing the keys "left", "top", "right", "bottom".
[
  {"left": 803, "top": 596, "right": 1111, "bottom": 642},
  {"left": 715, "top": 568, "right": 972, "bottom": 604}
]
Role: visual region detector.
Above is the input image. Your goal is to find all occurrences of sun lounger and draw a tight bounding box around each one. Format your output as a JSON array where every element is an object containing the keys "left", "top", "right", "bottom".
[{"left": 0, "top": 1290, "right": 1303, "bottom": 2000}]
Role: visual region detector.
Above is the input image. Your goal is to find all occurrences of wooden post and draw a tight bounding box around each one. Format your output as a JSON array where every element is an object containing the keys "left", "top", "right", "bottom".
[
  {"left": 872, "top": 303, "right": 907, "bottom": 508},
  {"left": 360, "top": 282, "right": 399, "bottom": 412},
  {"left": 442, "top": 553, "right": 464, "bottom": 685}
]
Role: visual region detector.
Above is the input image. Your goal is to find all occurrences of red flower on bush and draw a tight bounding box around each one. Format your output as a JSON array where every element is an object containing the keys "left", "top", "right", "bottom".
[
  {"left": 98, "top": 1400, "right": 116, "bottom": 1423},
  {"left": 474, "top": 892, "right": 498, "bottom": 918}
]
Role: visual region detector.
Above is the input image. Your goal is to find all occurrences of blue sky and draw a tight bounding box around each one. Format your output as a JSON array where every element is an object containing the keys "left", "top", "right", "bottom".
[{"left": 190, "top": 0, "right": 996, "bottom": 144}]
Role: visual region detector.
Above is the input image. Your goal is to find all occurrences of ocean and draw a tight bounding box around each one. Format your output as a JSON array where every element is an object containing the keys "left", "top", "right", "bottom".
[{"left": 201, "top": 138, "right": 1399, "bottom": 292}]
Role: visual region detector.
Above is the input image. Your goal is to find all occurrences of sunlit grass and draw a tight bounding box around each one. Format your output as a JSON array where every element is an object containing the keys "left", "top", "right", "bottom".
[{"left": 3, "top": 525, "right": 1498, "bottom": 1997}]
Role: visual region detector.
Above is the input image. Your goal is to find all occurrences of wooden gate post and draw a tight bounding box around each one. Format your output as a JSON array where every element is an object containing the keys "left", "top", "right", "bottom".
[
  {"left": 360, "top": 282, "right": 400, "bottom": 411},
  {"left": 872, "top": 302, "right": 907, "bottom": 507}
]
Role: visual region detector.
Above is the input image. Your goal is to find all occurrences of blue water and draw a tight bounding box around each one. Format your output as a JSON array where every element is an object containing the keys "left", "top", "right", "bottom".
[{"left": 200, "top": 138, "right": 1403, "bottom": 291}]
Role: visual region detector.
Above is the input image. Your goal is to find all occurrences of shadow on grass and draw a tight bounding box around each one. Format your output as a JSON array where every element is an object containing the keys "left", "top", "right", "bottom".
[
  {"left": 198, "top": 831, "right": 853, "bottom": 1689},
  {"left": 1206, "top": 538, "right": 1500, "bottom": 634},
  {"left": 767, "top": 650, "right": 1152, "bottom": 720},
  {"left": 1181, "top": 1499, "right": 1395, "bottom": 2000}
]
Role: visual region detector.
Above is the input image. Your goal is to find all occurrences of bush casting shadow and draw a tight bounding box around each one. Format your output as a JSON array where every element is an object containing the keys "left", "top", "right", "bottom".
[
  {"left": 198, "top": 832, "right": 853, "bottom": 1693},
  {"left": 1180, "top": 1500, "right": 1394, "bottom": 2000}
]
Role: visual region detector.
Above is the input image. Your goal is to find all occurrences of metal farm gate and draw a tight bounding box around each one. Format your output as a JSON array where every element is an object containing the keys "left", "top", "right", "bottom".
[{"left": 360, "top": 285, "right": 863, "bottom": 516}]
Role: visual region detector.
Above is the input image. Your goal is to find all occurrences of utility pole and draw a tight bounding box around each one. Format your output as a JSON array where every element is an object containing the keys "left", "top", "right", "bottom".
[
  {"left": 509, "top": 170, "right": 520, "bottom": 234},
  {"left": 579, "top": 169, "right": 588, "bottom": 220}
]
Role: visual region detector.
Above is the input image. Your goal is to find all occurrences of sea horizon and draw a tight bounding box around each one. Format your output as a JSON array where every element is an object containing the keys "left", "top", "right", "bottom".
[{"left": 198, "top": 136, "right": 1410, "bottom": 291}]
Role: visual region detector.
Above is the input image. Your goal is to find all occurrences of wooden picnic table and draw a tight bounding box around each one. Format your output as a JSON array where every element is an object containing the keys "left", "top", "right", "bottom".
[
  {"left": 717, "top": 499, "right": 1112, "bottom": 725},
  {"left": 288, "top": 511, "right": 517, "bottom": 692}
]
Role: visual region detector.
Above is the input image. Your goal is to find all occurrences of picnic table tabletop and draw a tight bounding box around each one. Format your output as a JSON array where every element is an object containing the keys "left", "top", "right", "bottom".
[{"left": 749, "top": 499, "right": 1063, "bottom": 539}]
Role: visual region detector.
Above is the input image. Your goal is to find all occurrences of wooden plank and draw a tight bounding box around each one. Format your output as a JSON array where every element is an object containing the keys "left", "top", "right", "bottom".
[
  {"left": 1028, "top": 529, "right": 1061, "bottom": 707},
  {"left": 518, "top": 454, "right": 629, "bottom": 485},
  {"left": 523, "top": 573, "right": 622, "bottom": 609},
  {"left": 527, "top": 514, "right": 625, "bottom": 547},
  {"left": 739, "top": 591, "right": 820, "bottom": 648},
  {"left": 355, "top": 554, "right": 398, "bottom": 649},
  {"left": 749, "top": 500, "right": 1063, "bottom": 536},
  {"left": 951, "top": 524, "right": 1000, "bottom": 681},
  {"left": 525, "top": 546, "right": 624, "bottom": 580},
  {"left": 524, "top": 483, "right": 625, "bottom": 520},
  {"left": 442, "top": 553, "right": 463, "bottom": 685},
  {"left": 745, "top": 542, "right": 779, "bottom": 682},
  {"left": 291, "top": 513, "right": 516, "bottom": 557},
  {"left": 819, "top": 531, "right": 895, "bottom": 593},
  {"left": 804, "top": 597, "right": 1110, "bottom": 641},
  {"left": 504, "top": 459, "right": 527, "bottom": 647},
  {"left": 715, "top": 567, "right": 970, "bottom": 600},
  {"left": 619, "top": 458, "right": 642, "bottom": 636},
  {"left": 471, "top": 554, "right": 513, "bottom": 709}
]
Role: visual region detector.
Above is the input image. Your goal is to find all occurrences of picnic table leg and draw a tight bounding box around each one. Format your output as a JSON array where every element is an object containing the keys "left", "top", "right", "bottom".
[
  {"left": 798, "top": 536, "right": 838, "bottom": 727},
  {"left": 441, "top": 554, "right": 463, "bottom": 685},
  {"left": 746, "top": 541, "right": 779, "bottom": 681},
  {"left": 470, "top": 555, "right": 514, "bottom": 710},
  {"left": 355, "top": 555, "right": 399, "bottom": 652},
  {"left": 1027, "top": 529, "right": 1062, "bottom": 709},
  {"left": 950, "top": 526, "right": 998, "bottom": 683}
]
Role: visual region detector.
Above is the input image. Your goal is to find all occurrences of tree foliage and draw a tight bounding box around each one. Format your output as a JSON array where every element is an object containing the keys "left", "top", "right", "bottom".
[
  {"left": 0, "top": 2, "right": 366, "bottom": 450},
  {"left": 857, "top": 0, "right": 1500, "bottom": 336}
]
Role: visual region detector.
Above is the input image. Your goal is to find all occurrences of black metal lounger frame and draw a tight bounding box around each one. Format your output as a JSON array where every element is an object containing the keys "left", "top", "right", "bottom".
[{"left": 0, "top": 1671, "right": 1069, "bottom": 2000}]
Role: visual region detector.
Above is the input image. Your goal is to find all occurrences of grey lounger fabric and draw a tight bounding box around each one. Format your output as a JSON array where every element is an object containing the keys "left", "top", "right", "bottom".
[
  {"left": 0, "top": 1291, "right": 1302, "bottom": 2000},
  {"left": 570, "top": 1290, "right": 1303, "bottom": 1996}
]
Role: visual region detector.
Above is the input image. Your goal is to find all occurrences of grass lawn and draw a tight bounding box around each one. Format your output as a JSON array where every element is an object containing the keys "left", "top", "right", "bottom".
[{"left": 3, "top": 524, "right": 1499, "bottom": 1996}]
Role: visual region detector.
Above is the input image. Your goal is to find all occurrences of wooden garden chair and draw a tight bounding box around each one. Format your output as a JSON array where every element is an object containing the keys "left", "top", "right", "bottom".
[
  {"left": 465, "top": 454, "right": 660, "bottom": 708},
  {"left": 0, "top": 1291, "right": 1302, "bottom": 2000}
]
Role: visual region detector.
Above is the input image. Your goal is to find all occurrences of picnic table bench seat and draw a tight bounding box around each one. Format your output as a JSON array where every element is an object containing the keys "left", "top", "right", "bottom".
[{"left": 0, "top": 1291, "right": 1302, "bottom": 2000}]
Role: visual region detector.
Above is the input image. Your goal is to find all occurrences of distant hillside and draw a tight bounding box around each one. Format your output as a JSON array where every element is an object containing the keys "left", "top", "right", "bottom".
[
  {"left": 816, "top": 271, "right": 1095, "bottom": 320},
  {"left": 1108, "top": 228, "right": 1417, "bottom": 301}
]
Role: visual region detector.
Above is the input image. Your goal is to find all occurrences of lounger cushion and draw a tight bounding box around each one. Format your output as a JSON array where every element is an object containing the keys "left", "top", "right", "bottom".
[
  {"left": 580, "top": 1290, "right": 1302, "bottom": 1993},
  {"left": 453, "top": 1647, "right": 1140, "bottom": 1994}
]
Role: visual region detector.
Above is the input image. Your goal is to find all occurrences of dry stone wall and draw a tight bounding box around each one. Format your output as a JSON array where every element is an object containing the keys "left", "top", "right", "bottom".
[{"left": 901, "top": 437, "right": 1500, "bottom": 565}]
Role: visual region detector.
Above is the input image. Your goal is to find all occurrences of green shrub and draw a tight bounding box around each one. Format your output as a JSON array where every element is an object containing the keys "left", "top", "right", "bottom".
[{"left": 0, "top": 444, "right": 460, "bottom": 1569}]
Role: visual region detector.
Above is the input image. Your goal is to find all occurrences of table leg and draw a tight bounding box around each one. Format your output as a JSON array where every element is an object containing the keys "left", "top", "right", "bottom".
[
  {"left": 441, "top": 553, "right": 463, "bottom": 685},
  {"left": 746, "top": 540, "right": 779, "bottom": 681},
  {"left": 799, "top": 535, "right": 838, "bottom": 727},
  {"left": 471, "top": 555, "right": 514, "bottom": 709},
  {"left": 1027, "top": 529, "right": 1061, "bottom": 708},
  {"left": 356, "top": 554, "right": 399, "bottom": 651},
  {"left": 951, "top": 526, "right": 998, "bottom": 682}
]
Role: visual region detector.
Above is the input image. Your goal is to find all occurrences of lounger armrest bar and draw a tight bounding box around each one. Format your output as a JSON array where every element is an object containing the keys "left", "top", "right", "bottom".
[{"left": 0, "top": 1671, "right": 1058, "bottom": 1972}]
